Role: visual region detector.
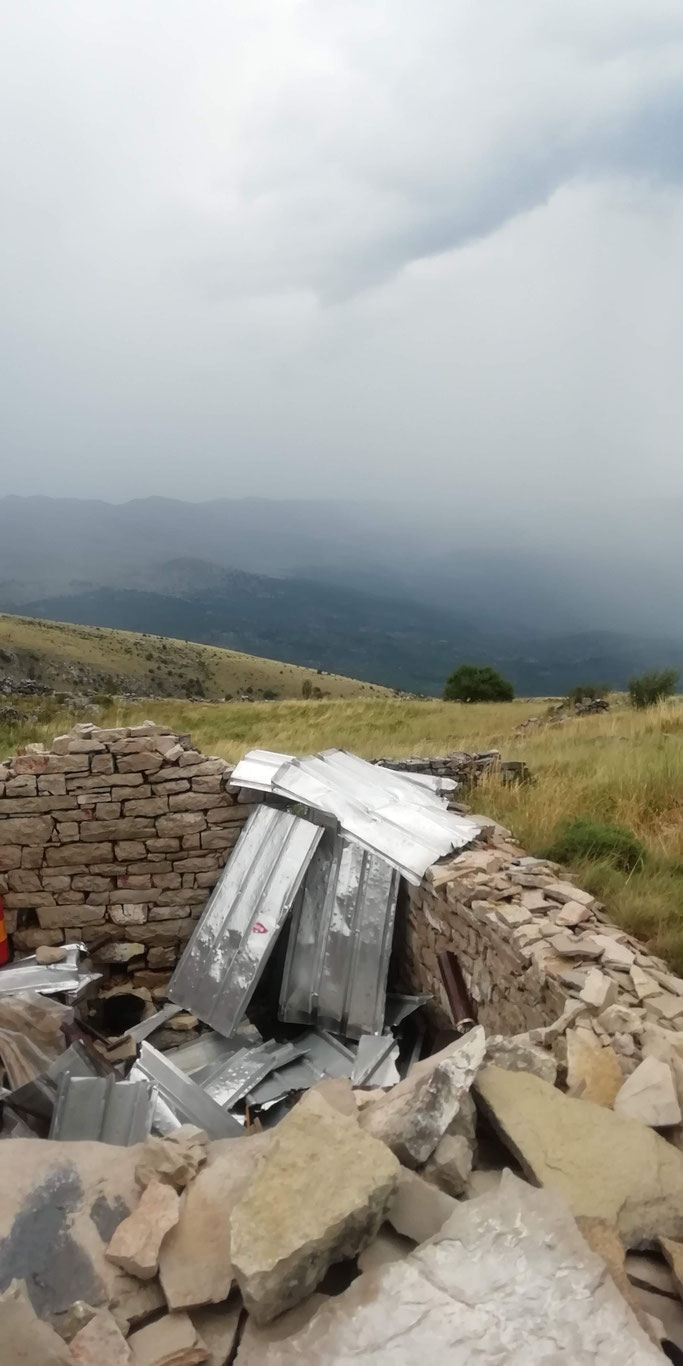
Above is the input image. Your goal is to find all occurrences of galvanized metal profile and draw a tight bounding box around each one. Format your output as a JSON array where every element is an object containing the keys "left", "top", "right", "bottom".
[
  {"left": 245, "top": 1030, "right": 356, "bottom": 1106},
  {"left": 124, "top": 1002, "right": 183, "bottom": 1043},
  {"left": 352, "top": 1035, "right": 400, "bottom": 1087},
  {"left": 131, "top": 1042, "right": 244, "bottom": 1139},
  {"left": 49, "top": 1075, "right": 155, "bottom": 1144},
  {"left": 228, "top": 749, "right": 293, "bottom": 793},
  {"left": 232, "top": 748, "right": 481, "bottom": 883},
  {"left": 168, "top": 805, "right": 323, "bottom": 1039},
  {"left": 202, "top": 1039, "right": 308, "bottom": 1110},
  {"left": 279, "top": 831, "right": 400, "bottom": 1039},
  {"left": 164, "top": 1028, "right": 261, "bottom": 1085},
  {"left": 0, "top": 942, "right": 100, "bottom": 997}
]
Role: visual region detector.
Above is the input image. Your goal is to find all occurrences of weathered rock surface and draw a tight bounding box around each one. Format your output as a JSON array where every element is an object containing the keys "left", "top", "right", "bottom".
[
  {"left": 614, "top": 1056, "right": 682, "bottom": 1128},
  {"left": 357, "top": 1227, "right": 413, "bottom": 1273},
  {"left": 135, "top": 1128, "right": 209, "bottom": 1192},
  {"left": 358, "top": 1026, "right": 485, "bottom": 1168},
  {"left": 476, "top": 1065, "right": 683, "bottom": 1246},
  {"left": 106, "top": 1180, "right": 180, "bottom": 1279},
  {"left": 566, "top": 1030, "right": 624, "bottom": 1107},
  {"left": 230, "top": 1091, "right": 399, "bottom": 1324},
  {"left": 159, "top": 1135, "right": 269, "bottom": 1311},
  {"left": 235, "top": 1295, "right": 328, "bottom": 1365},
  {"left": 0, "top": 1279, "right": 72, "bottom": 1365},
  {"left": 188, "top": 1304, "right": 242, "bottom": 1366},
  {"left": 422, "top": 1133, "right": 473, "bottom": 1196},
  {"left": 69, "top": 1308, "right": 132, "bottom": 1364},
  {"left": 577, "top": 1217, "right": 661, "bottom": 1345},
  {"left": 485, "top": 1034, "right": 557, "bottom": 1085},
  {"left": 35, "top": 944, "right": 67, "bottom": 964},
  {"left": 128, "top": 1312, "right": 208, "bottom": 1365},
  {"left": 256, "top": 1173, "right": 662, "bottom": 1364},
  {"left": 386, "top": 1167, "right": 456, "bottom": 1243},
  {"left": 659, "top": 1236, "right": 683, "bottom": 1302}
]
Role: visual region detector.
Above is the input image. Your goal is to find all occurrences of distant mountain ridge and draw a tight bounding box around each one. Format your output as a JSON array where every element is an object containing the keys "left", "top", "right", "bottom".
[{"left": 1, "top": 494, "right": 681, "bottom": 695}]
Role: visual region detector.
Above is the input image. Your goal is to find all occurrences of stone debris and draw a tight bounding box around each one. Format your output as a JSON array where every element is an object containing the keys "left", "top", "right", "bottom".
[
  {"left": 254, "top": 1173, "right": 662, "bottom": 1364},
  {"left": 234, "top": 1294, "right": 328, "bottom": 1365},
  {"left": 422, "top": 1132, "right": 473, "bottom": 1196},
  {"left": 614, "top": 1055, "right": 682, "bottom": 1128},
  {"left": 230, "top": 1091, "right": 399, "bottom": 1323},
  {"left": 127, "top": 1312, "right": 208, "bottom": 1365},
  {"left": 68, "top": 1308, "right": 132, "bottom": 1364},
  {"left": 1, "top": 1279, "right": 73, "bottom": 1365},
  {"left": 106, "top": 1180, "right": 181, "bottom": 1280},
  {"left": 576, "top": 1217, "right": 662, "bottom": 1345},
  {"left": 358, "top": 1025, "right": 485, "bottom": 1167},
  {"left": 566, "top": 1029, "right": 624, "bottom": 1106},
  {"left": 659, "top": 1236, "right": 683, "bottom": 1303},
  {"left": 484, "top": 1033, "right": 557, "bottom": 1084},
  {"left": 386, "top": 1167, "right": 456, "bottom": 1243},
  {"left": 135, "top": 1128, "right": 209, "bottom": 1192},
  {"left": 188, "top": 1304, "right": 242, "bottom": 1366}
]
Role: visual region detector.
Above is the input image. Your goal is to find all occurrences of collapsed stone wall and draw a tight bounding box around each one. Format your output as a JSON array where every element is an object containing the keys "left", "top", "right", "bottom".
[
  {"left": 0, "top": 722, "right": 252, "bottom": 984},
  {"left": 377, "top": 751, "right": 530, "bottom": 786},
  {"left": 401, "top": 817, "right": 683, "bottom": 1085}
]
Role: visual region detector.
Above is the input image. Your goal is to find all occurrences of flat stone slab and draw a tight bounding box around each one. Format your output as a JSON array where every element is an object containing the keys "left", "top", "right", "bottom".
[{"left": 106, "top": 1180, "right": 180, "bottom": 1280}]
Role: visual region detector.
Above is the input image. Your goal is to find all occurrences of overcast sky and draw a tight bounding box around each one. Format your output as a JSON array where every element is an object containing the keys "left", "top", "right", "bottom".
[{"left": 2, "top": 0, "right": 683, "bottom": 507}]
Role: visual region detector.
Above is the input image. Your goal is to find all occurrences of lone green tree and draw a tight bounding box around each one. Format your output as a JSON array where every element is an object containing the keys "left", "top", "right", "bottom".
[
  {"left": 628, "top": 669, "right": 678, "bottom": 709},
  {"left": 443, "top": 664, "right": 514, "bottom": 703}
]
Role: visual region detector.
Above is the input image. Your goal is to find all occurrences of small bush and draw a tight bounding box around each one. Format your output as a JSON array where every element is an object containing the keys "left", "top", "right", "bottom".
[
  {"left": 566, "top": 682, "right": 609, "bottom": 704},
  {"left": 301, "top": 679, "right": 313, "bottom": 699},
  {"left": 443, "top": 664, "right": 514, "bottom": 703},
  {"left": 546, "top": 818, "right": 645, "bottom": 873},
  {"left": 628, "top": 669, "right": 678, "bottom": 709}
]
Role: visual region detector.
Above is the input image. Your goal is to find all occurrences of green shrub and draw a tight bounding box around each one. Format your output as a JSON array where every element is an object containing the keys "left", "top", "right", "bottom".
[
  {"left": 628, "top": 669, "right": 678, "bottom": 709},
  {"left": 443, "top": 664, "right": 514, "bottom": 703},
  {"left": 546, "top": 817, "right": 645, "bottom": 873}
]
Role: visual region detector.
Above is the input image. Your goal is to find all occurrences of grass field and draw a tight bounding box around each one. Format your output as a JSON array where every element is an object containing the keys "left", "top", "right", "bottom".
[
  {"left": 0, "top": 612, "right": 389, "bottom": 701},
  {"left": 3, "top": 691, "right": 683, "bottom": 970}
]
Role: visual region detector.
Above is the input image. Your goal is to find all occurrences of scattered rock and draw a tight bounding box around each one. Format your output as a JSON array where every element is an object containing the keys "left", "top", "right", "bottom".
[
  {"left": 475, "top": 1064, "right": 683, "bottom": 1246},
  {"left": 579, "top": 968, "right": 619, "bottom": 1011},
  {"left": 614, "top": 1057, "right": 682, "bottom": 1128},
  {"left": 565, "top": 1030, "right": 624, "bottom": 1107},
  {"left": 357, "top": 1226, "right": 413, "bottom": 1273},
  {"left": 0, "top": 1279, "right": 72, "bottom": 1365},
  {"left": 485, "top": 1034, "right": 557, "bottom": 1085},
  {"left": 577, "top": 1216, "right": 661, "bottom": 1345},
  {"left": 422, "top": 1133, "right": 473, "bottom": 1196},
  {"left": 106, "top": 1180, "right": 180, "bottom": 1280},
  {"left": 135, "top": 1128, "right": 209, "bottom": 1192},
  {"left": 51, "top": 1301, "right": 98, "bottom": 1344},
  {"left": 159, "top": 1135, "right": 269, "bottom": 1311},
  {"left": 386, "top": 1167, "right": 456, "bottom": 1243},
  {"left": 358, "top": 1025, "right": 485, "bottom": 1168},
  {"left": 69, "top": 1309, "right": 132, "bottom": 1364},
  {"left": 659, "top": 1237, "right": 683, "bottom": 1303},
  {"left": 235, "top": 1295, "right": 328, "bottom": 1365},
  {"left": 553, "top": 900, "right": 593, "bottom": 927},
  {"left": 230, "top": 1091, "right": 399, "bottom": 1324},
  {"left": 35, "top": 944, "right": 67, "bottom": 964},
  {"left": 189, "top": 1304, "right": 242, "bottom": 1366},
  {"left": 127, "top": 1312, "right": 208, "bottom": 1365}
]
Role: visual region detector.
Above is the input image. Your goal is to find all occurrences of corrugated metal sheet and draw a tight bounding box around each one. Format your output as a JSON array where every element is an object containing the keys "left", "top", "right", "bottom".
[
  {"left": 131, "top": 1042, "right": 243, "bottom": 1139},
  {"left": 49, "top": 1075, "right": 154, "bottom": 1144},
  {"left": 279, "top": 831, "right": 399, "bottom": 1039},
  {"left": 351, "top": 1034, "right": 400, "bottom": 1087},
  {"left": 0, "top": 943, "right": 100, "bottom": 998},
  {"left": 168, "top": 805, "right": 323, "bottom": 1038},
  {"left": 202, "top": 1039, "right": 308, "bottom": 1110},
  {"left": 230, "top": 748, "right": 480, "bottom": 883}
]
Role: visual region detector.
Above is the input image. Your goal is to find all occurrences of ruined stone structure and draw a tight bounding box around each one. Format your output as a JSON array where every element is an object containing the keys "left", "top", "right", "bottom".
[{"left": 0, "top": 722, "right": 252, "bottom": 978}]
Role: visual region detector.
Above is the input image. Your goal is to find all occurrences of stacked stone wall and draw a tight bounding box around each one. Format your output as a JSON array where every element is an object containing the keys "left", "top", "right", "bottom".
[{"left": 0, "top": 722, "right": 252, "bottom": 979}]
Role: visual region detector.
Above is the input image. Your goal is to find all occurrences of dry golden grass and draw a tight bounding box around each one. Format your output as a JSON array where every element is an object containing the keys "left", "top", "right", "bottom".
[{"left": 3, "top": 692, "right": 683, "bottom": 969}]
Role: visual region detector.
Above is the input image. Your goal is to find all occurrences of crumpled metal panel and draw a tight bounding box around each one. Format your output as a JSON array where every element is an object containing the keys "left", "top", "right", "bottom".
[
  {"left": 164, "top": 1029, "right": 261, "bottom": 1083},
  {"left": 231, "top": 748, "right": 480, "bottom": 883},
  {"left": 168, "top": 805, "right": 324, "bottom": 1038},
  {"left": 131, "top": 1041, "right": 243, "bottom": 1139},
  {"left": 279, "top": 831, "right": 399, "bottom": 1039},
  {"left": 244, "top": 1029, "right": 357, "bottom": 1107},
  {"left": 124, "top": 1002, "right": 183, "bottom": 1043},
  {"left": 351, "top": 1035, "right": 400, "bottom": 1087},
  {"left": 202, "top": 1039, "right": 308, "bottom": 1110},
  {"left": 8, "top": 1041, "right": 111, "bottom": 1126},
  {"left": 49, "top": 1074, "right": 154, "bottom": 1144},
  {"left": 260, "top": 1171, "right": 663, "bottom": 1364},
  {"left": 0, "top": 943, "right": 100, "bottom": 998}
]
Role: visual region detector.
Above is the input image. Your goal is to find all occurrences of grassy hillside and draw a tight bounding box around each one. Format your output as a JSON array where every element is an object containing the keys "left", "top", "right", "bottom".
[
  {"left": 0, "top": 613, "right": 390, "bottom": 702},
  {"left": 2, "top": 689, "right": 683, "bottom": 970}
]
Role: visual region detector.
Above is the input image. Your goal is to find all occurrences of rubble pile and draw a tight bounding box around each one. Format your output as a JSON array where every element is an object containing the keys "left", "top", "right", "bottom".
[
  {"left": 377, "top": 750, "right": 531, "bottom": 787},
  {"left": 3, "top": 743, "right": 683, "bottom": 1359}
]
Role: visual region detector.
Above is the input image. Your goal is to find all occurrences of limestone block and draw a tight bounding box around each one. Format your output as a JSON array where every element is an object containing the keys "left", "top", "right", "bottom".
[
  {"left": 124, "top": 798, "right": 170, "bottom": 817},
  {"left": 159, "top": 1135, "right": 270, "bottom": 1310},
  {"left": 614, "top": 1056, "right": 682, "bottom": 1128},
  {"left": 109, "top": 905, "right": 149, "bottom": 926},
  {"left": 45, "top": 842, "right": 114, "bottom": 865},
  {"left": 107, "top": 1180, "right": 180, "bottom": 1279},
  {"left": 230, "top": 1092, "right": 399, "bottom": 1323},
  {"left": 116, "top": 753, "right": 164, "bottom": 774},
  {"left": 93, "top": 942, "right": 146, "bottom": 964},
  {"left": 580, "top": 968, "right": 619, "bottom": 1011},
  {"left": 127, "top": 1313, "right": 207, "bottom": 1365},
  {"left": 359, "top": 1026, "right": 485, "bottom": 1168},
  {"left": 0, "top": 814, "right": 52, "bottom": 845},
  {"left": 566, "top": 1030, "right": 624, "bottom": 1107},
  {"left": 38, "top": 904, "right": 107, "bottom": 928},
  {"left": 476, "top": 1064, "right": 683, "bottom": 1246},
  {"left": 69, "top": 1309, "right": 131, "bottom": 1364},
  {"left": 157, "top": 814, "right": 208, "bottom": 838},
  {"left": 135, "top": 1128, "right": 209, "bottom": 1192},
  {"left": 80, "top": 819, "right": 156, "bottom": 842}
]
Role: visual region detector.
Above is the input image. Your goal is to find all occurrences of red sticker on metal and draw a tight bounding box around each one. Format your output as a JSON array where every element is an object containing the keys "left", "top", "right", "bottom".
[{"left": 252, "top": 922, "right": 268, "bottom": 933}]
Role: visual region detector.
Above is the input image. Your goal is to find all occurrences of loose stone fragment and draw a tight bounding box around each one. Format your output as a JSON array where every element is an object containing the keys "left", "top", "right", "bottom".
[
  {"left": 577, "top": 1217, "right": 661, "bottom": 1345},
  {"left": 106, "top": 1180, "right": 181, "bottom": 1280},
  {"left": 0, "top": 1280, "right": 72, "bottom": 1365},
  {"left": 69, "top": 1309, "right": 132, "bottom": 1365},
  {"left": 475, "top": 1064, "right": 683, "bottom": 1245},
  {"left": 35, "top": 944, "right": 67, "bottom": 964},
  {"left": 579, "top": 968, "right": 619, "bottom": 1011},
  {"left": 135, "top": 1127, "right": 209, "bottom": 1191},
  {"left": 230, "top": 1091, "right": 399, "bottom": 1324},
  {"left": 188, "top": 1305, "right": 242, "bottom": 1366},
  {"left": 614, "top": 1056, "right": 682, "bottom": 1128},
  {"left": 235, "top": 1296, "right": 328, "bottom": 1365},
  {"left": 127, "top": 1312, "right": 208, "bottom": 1365},
  {"left": 566, "top": 1029, "right": 624, "bottom": 1107},
  {"left": 485, "top": 1034, "right": 557, "bottom": 1085},
  {"left": 422, "top": 1133, "right": 473, "bottom": 1196},
  {"left": 386, "top": 1167, "right": 456, "bottom": 1243}
]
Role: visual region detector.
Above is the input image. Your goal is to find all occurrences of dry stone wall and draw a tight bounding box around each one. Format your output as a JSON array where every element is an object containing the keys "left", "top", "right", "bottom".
[{"left": 0, "top": 722, "right": 252, "bottom": 978}]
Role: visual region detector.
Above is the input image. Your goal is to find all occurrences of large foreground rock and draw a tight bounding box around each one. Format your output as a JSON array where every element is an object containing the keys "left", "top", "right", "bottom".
[
  {"left": 230, "top": 1091, "right": 399, "bottom": 1324},
  {"left": 256, "top": 1172, "right": 661, "bottom": 1363},
  {"left": 358, "top": 1026, "right": 485, "bottom": 1168},
  {"left": 159, "top": 1135, "right": 269, "bottom": 1310},
  {"left": 0, "top": 1280, "right": 72, "bottom": 1365},
  {"left": 476, "top": 1064, "right": 683, "bottom": 1246}
]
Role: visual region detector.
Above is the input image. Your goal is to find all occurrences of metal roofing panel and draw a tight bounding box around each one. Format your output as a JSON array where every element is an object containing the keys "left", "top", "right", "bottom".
[
  {"left": 229, "top": 749, "right": 293, "bottom": 792},
  {"left": 231, "top": 748, "right": 481, "bottom": 883},
  {"left": 202, "top": 1039, "right": 308, "bottom": 1110},
  {"left": 49, "top": 1075, "right": 154, "bottom": 1144},
  {"left": 279, "top": 831, "right": 399, "bottom": 1039},
  {"left": 168, "top": 804, "right": 323, "bottom": 1038},
  {"left": 131, "top": 1042, "right": 243, "bottom": 1139},
  {"left": 0, "top": 943, "right": 101, "bottom": 997}
]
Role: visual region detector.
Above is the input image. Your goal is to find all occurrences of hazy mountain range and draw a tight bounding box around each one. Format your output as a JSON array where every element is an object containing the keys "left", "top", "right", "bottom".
[{"left": 0, "top": 494, "right": 681, "bottom": 696}]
